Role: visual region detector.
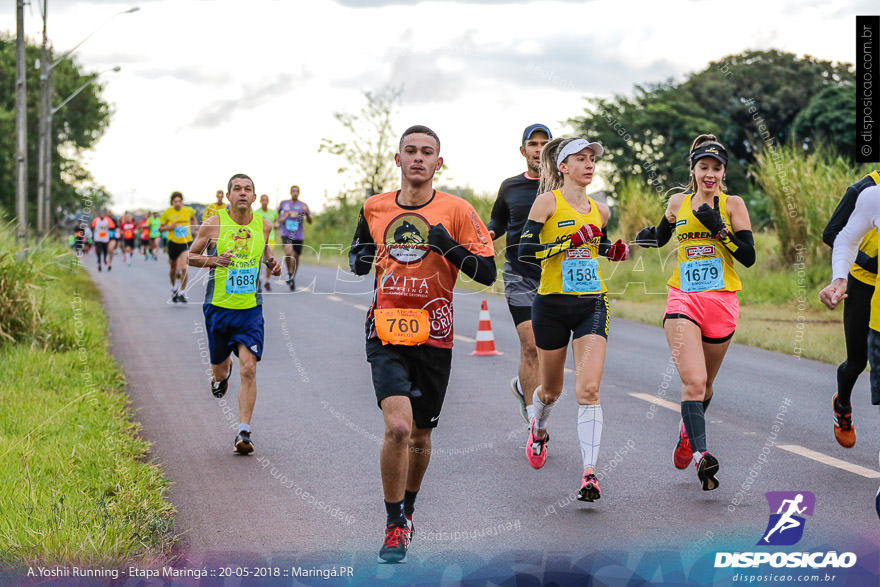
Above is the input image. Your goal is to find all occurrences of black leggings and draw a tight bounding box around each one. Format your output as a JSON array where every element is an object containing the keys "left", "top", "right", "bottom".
[
  {"left": 837, "top": 275, "right": 874, "bottom": 404},
  {"left": 94, "top": 241, "right": 108, "bottom": 264}
]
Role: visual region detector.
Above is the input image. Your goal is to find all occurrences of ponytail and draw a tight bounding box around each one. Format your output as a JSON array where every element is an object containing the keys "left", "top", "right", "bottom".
[{"left": 538, "top": 137, "right": 576, "bottom": 194}]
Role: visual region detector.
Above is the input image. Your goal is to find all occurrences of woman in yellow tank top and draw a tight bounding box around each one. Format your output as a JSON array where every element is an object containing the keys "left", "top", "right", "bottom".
[
  {"left": 636, "top": 134, "right": 756, "bottom": 492},
  {"left": 518, "top": 137, "right": 630, "bottom": 503}
]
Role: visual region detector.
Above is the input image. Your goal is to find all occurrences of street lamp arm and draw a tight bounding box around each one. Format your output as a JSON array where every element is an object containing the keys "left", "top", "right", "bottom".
[
  {"left": 51, "top": 66, "right": 120, "bottom": 115},
  {"left": 50, "top": 7, "right": 139, "bottom": 69}
]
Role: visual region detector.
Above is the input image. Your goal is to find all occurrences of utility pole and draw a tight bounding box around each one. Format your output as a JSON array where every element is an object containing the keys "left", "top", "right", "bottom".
[
  {"left": 15, "top": 0, "right": 28, "bottom": 241},
  {"left": 37, "top": 0, "right": 49, "bottom": 233}
]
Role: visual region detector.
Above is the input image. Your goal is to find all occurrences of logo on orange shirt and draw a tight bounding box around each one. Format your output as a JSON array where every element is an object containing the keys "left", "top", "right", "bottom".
[{"left": 384, "top": 213, "right": 431, "bottom": 263}]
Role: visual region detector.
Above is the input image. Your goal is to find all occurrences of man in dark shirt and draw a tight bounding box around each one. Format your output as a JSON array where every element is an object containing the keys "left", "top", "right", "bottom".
[{"left": 487, "top": 123, "right": 552, "bottom": 424}]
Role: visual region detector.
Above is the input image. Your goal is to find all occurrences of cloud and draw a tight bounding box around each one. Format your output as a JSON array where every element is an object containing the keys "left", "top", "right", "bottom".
[
  {"left": 334, "top": 31, "right": 684, "bottom": 103},
  {"left": 333, "top": 0, "right": 585, "bottom": 5},
  {"left": 137, "top": 65, "right": 233, "bottom": 85},
  {"left": 189, "top": 72, "right": 305, "bottom": 128}
]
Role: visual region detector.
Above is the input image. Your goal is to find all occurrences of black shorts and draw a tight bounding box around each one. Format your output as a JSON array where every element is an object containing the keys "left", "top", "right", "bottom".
[
  {"left": 123, "top": 239, "right": 136, "bottom": 249},
  {"left": 532, "top": 293, "right": 610, "bottom": 350},
  {"left": 508, "top": 304, "right": 532, "bottom": 327},
  {"left": 167, "top": 241, "right": 190, "bottom": 261},
  {"left": 366, "top": 337, "right": 452, "bottom": 429},
  {"left": 282, "top": 237, "right": 304, "bottom": 254}
]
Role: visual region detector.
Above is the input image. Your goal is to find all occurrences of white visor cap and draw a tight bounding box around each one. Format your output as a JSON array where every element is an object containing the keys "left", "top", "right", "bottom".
[{"left": 556, "top": 138, "right": 604, "bottom": 168}]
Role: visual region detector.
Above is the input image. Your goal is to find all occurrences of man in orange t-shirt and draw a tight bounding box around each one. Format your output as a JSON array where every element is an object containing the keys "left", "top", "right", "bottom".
[{"left": 349, "top": 125, "right": 496, "bottom": 564}]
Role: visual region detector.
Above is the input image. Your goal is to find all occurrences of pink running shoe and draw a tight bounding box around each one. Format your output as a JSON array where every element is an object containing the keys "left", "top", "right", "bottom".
[{"left": 526, "top": 418, "right": 549, "bottom": 469}]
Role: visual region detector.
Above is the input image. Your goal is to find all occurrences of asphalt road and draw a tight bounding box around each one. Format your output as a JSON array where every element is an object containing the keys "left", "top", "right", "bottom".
[{"left": 83, "top": 250, "right": 880, "bottom": 583}]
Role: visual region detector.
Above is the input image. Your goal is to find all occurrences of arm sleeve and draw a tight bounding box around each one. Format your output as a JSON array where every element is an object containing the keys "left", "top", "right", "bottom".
[
  {"left": 718, "top": 230, "right": 756, "bottom": 267},
  {"left": 442, "top": 245, "right": 497, "bottom": 285},
  {"left": 832, "top": 195, "right": 879, "bottom": 280},
  {"left": 823, "top": 186, "right": 860, "bottom": 247},
  {"left": 855, "top": 250, "right": 878, "bottom": 274},
  {"left": 487, "top": 188, "right": 508, "bottom": 238},
  {"left": 349, "top": 207, "right": 377, "bottom": 276},
  {"left": 517, "top": 219, "right": 571, "bottom": 265},
  {"left": 597, "top": 231, "right": 612, "bottom": 257},
  {"left": 656, "top": 216, "right": 674, "bottom": 247}
]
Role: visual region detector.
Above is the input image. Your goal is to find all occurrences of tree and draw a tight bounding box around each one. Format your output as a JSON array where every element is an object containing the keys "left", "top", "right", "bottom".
[
  {"left": 792, "top": 84, "right": 857, "bottom": 160},
  {"left": 570, "top": 50, "right": 854, "bottom": 196},
  {"left": 319, "top": 85, "right": 402, "bottom": 200},
  {"left": 0, "top": 33, "right": 112, "bottom": 229}
]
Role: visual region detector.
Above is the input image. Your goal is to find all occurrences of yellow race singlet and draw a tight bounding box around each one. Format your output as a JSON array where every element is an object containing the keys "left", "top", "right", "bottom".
[
  {"left": 537, "top": 190, "right": 606, "bottom": 295},
  {"left": 667, "top": 193, "right": 742, "bottom": 293},
  {"left": 205, "top": 209, "right": 266, "bottom": 310}
]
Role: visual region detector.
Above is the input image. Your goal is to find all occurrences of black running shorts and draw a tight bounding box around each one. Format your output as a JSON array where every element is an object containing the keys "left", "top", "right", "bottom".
[
  {"left": 167, "top": 241, "right": 190, "bottom": 261},
  {"left": 366, "top": 337, "right": 452, "bottom": 429},
  {"left": 282, "top": 237, "right": 304, "bottom": 255},
  {"left": 532, "top": 293, "right": 610, "bottom": 350}
]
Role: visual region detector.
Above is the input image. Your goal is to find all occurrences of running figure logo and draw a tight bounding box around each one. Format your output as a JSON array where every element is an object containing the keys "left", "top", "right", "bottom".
[{"left": 758, "top": 491, "right": 815, "bottom": 546}]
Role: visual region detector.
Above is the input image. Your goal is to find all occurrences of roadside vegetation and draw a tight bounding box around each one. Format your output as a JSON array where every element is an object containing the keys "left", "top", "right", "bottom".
[{"left": 0, "top": 225, "right": 175, "bottom": 567}]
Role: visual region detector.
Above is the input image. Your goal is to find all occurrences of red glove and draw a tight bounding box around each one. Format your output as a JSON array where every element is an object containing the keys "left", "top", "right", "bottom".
[
  {"left": 607, "top": 239, "right": 629, "bottom": 261},
  {"left": 570, "top": 224, "right": 602, "bottom": 247}
]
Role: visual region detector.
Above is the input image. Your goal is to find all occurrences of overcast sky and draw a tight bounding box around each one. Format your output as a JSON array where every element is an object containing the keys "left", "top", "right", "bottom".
[{"left": 1, "top": 0, "right": 869, "bottom": 212}]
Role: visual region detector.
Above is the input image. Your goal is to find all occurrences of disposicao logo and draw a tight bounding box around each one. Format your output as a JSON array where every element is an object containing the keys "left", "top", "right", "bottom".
[
  {"left": 714, "top": 491, "right": 857, "bottom": 570},
  {"left": 759, "top": 491, "right": 815, "bottom": 546}
]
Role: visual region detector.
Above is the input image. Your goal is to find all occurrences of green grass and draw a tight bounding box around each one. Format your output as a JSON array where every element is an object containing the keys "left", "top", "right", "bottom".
[{"left": 0, "top": 232, "right": 175, "bottom": 568}]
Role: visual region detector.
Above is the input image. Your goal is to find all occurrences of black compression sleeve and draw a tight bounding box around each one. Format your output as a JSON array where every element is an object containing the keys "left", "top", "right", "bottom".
[
  {"left": 598, "top": 231, "right": 611, "bottom": 257},
  {"left": 656, "top": 216, "right": 674, "bottom": 247},
  {"left": 349, "top": 207, "right": 377, "bottom": 275},
  {"left": 718, "top": 229, "right": 755, "bottom": 267},
  {"left": 442, "top": 246, "right": 497, "bottom": 286},
  {"left": 856, "top": 251, "right": 878, "bottom": 274},
  {"left": 823, "top": 185, "right": 860, "bottom": 247}
]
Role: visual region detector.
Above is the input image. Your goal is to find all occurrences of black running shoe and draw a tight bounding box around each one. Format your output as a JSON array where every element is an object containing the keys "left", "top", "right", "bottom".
[
  {"left": 98, "top": 264, "right": 102, "bottom": 272},
  {"left": 210, "top": 362, "right": 233, "bottom": 398},
  {"left": 107, "top": 265, "right": 111, "bottom": 271},
  {"left": 377, "top": 522, "right": 410, "bottom": 563},
  {"left": 234, "top": 431, "right": 254, "bottom": 455},
  {"left": 171, "top": 292, "right": 179, "bottom": 303},
  {"left": 697, "top": 452, "right": 720, "bottom": 491},
  {"left": 177, "top": 292, "right": 188, "bottom": 304},
  {"left": 287, "top": 277, "right": 296, "bottom": 291}
]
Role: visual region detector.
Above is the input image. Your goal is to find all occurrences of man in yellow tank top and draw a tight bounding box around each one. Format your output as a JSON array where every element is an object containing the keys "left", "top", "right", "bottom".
[
  {"left": 188, "top": 173, "right": 281, "bottom": 455},
  {"left": 636, "top": 135, "right": 756, "bottom": 492}
]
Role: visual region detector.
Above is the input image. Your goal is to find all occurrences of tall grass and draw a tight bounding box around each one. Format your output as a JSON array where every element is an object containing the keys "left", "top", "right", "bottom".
[
  {"left": 612, "top": 176, "right": 667, "bottom": 243},
  {"left": 0, "top": 227, "right": 175, "bottom": 567},
  {"left": 752, "top": 143, "right": 877, "bottom": 264}
]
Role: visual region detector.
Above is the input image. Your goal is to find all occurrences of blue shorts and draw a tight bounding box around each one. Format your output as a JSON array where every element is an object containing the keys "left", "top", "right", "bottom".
[{"left": 203, "top": 304, "right": 264, "bottom": 365}]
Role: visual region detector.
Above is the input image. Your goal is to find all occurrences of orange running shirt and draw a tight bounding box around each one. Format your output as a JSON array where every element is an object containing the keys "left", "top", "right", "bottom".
[{"left": 354, "top": 190, "right": 494, "bottom": 349}]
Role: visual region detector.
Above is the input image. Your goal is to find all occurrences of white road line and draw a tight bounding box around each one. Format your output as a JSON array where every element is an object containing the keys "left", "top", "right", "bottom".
[
  {"left": 327, "top": 295, "right": 343, "bottom": 302},
  {"left": 454, "top": 334, "right": 476, "bottom": 343},
  {"left": 777, "top": 445, "right": 880, "bottom": 479},
  {"left": 628, "top": 392, "right": 680, "bottom": 412},
  {"left": 353, "top": 304, "right": 369, "bottom": 311}
]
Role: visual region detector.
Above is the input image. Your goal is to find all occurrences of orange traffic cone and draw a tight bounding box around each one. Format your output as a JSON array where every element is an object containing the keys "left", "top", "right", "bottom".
[{"left": 470, "top": 300, "right": 503, "bottom": 356}]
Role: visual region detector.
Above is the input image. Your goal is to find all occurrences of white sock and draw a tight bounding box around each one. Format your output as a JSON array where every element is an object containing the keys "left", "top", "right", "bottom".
[
  {"left": 238, "top": 423, "right": 250, "bottom": 433},
  {"left": 533, "top": 394, "right": 556, "bottom": 431},
  {"left": 515, "top": 377, "right": 523, "bottom": 394},
  {"left": 578, "top": 404, "right": 603, "bottom": 470},
  {"left": 526, "top": 404, "right": 535, "bottom": 423}
]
